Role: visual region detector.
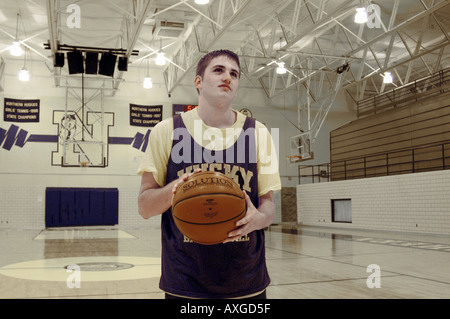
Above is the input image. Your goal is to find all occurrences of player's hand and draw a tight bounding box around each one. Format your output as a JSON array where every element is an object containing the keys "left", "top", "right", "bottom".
[
  {"left": 171, "top": 168, "right": 202, "bottom": 195},
  {"left": 223, "top": 191, "right": 265, "bottom": 243}
]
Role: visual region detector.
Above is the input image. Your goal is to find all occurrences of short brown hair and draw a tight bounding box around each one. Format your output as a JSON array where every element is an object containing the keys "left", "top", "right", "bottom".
[{"left": 196, "top": 49, "right": 241, "bottom": 78}]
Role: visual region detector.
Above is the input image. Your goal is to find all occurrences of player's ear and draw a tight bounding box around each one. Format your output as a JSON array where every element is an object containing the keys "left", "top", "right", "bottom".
[{"left": 194, "top": 75, "right": 202, "bottom": 91}]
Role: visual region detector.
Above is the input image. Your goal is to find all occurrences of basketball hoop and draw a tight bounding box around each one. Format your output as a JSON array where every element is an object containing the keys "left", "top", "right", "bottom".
[
  {"left": 287, "top": 155, "right": 302, "bottom": 163},
  {"left": 79, "top": 161, "right": 90, "bottom": 167}
]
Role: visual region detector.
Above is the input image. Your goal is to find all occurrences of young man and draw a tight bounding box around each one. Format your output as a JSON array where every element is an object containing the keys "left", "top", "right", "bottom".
[{"left": 137, "top": 49, "right": 281, "bottom": 299}]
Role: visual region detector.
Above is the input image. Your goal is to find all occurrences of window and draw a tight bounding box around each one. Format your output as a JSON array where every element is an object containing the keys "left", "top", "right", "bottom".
[{"left": 332, "top": 199, "right": 352, "bottom": 223}]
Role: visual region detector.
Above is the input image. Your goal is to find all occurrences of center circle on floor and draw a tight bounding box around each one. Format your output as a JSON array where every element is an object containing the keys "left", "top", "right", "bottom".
[
  {"left": 64, "top": 262, "right": 135, "bottom": 272},
  {"left": 0, "top": 256, "right": 161, "bottom": 282}
]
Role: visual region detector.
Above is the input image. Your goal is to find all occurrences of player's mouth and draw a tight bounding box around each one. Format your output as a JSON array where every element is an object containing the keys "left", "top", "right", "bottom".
[{"left": 219, "top": 84, "right": 231, "bottom": 91}]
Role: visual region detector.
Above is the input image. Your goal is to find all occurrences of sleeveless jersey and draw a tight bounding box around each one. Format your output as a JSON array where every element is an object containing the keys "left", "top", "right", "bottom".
[{"left": 160, "top": 114, "right": 270, "bottom": 298}]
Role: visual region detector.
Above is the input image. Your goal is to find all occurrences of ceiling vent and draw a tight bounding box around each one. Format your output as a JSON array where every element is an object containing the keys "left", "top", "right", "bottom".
[{"left": 153, "top": 20, "right": 185, "bottom": 38}]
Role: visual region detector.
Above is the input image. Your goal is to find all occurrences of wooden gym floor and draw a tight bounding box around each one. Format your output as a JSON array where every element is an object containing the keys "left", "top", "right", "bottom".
[{"left": 0, "top": 224, "right": 449, "bottom": 299}]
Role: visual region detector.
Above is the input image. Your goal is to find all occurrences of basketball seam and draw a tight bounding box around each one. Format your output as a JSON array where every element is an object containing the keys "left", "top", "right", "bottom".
[
  {"left": 172, "top": 207, "right": 246, "bottom": 226},
  {"left": 189, "top": 239, "right": 222, "bottom": 245},
  {"left": 172, "top": 192, "right": 244, "bottom": 211}
]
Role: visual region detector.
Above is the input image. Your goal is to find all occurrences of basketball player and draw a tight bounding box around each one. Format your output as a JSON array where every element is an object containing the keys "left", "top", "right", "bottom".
[{"left": 138, "top": 49, "right": 281, "bottom": 299}]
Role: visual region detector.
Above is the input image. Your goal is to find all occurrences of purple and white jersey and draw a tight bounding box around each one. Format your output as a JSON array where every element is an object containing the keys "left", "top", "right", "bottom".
[{"left": 159, "top": 114, "right": 270, "bottom": 299}]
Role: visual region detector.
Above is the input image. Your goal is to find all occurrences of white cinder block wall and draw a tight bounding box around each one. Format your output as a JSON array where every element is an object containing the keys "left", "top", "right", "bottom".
[
  {"left": 297, "top": 169, "right": 450, "bottom": 235},
  {"left": 0, "top": 174, "right": 155, "bottom": 229}
]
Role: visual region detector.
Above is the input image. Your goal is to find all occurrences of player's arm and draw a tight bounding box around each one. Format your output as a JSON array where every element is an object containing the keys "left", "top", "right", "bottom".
[
  {"left": 137, "top": 119, "right": 175, "bottom": 219},
  {"left": 138, "top": 169, "right": 202, "bottom": 219},
  {"left": 224, "top": 190, "right": 276, "bottom": 243},
  {"left": 138, "top": 172, "right": 175, "bottom": 219}
]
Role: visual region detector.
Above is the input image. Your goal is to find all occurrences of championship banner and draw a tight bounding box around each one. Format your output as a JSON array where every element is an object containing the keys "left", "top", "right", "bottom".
[
  {"left": 4, "top": 98, "right": 40, "bottom": 123},
  {"left": 130, "top": 104, "right": 162, "bottom": 127}
]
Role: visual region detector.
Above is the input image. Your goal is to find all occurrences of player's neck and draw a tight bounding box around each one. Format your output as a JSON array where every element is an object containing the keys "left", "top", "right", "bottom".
[{"left": 197, "top": 103, "right": 236, "bottom": 128}]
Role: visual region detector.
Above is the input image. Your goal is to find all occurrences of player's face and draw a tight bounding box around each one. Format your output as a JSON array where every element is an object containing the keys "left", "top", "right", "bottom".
[{"left": 195, "top": 55, "right": 240, "bottom": 104}]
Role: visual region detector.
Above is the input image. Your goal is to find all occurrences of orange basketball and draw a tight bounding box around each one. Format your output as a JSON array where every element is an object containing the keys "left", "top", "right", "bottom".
[{"left": 172, "top": 171, "right": 246, "bottom": 245}]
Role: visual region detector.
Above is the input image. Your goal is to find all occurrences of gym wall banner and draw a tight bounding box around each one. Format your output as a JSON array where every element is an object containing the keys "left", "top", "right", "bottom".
[
  {"left": 129, "top": 104, "right": 162, "bottom": 127},
  {"left": 4, "top": 98, "right": 40, "bottom": 123}
]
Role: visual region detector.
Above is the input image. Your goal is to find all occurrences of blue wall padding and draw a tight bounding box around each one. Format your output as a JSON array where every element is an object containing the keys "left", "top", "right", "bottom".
[{"left": 45, "top": 187, "right": 119, "bottom": 227}]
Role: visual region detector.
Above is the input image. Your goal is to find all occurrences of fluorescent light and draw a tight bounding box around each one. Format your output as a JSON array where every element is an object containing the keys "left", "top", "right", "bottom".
[
  {"left": 195, "top": 0, "right": 210, "bottom": 4},
  {"left": 276, "top": 62, "right": 287, "bottom": 74},
  {"left": 143, "top": 76, "right": 153, "bottom": 89},
  {"left": 383, "top": 72, "right": 393, "bottom": 84},
  {"left": 18, "top": 68, "right": 30, "bottom": 81},
  {"left": 155, "top": 51, "right": 166, "bottom": 66},
  {"left": 10, "top": 41, "right": 23, "bottom": 56},
  {"left": 354, "top": 7, "right": 368, "bottom": 24}
]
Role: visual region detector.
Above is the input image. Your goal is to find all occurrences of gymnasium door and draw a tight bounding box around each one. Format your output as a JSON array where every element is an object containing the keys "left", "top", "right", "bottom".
[{"left": 45, "top": 187, "right": 119, "bottom": 227}]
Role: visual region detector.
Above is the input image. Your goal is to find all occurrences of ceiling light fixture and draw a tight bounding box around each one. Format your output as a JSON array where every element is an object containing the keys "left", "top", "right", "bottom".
[
  {"left": 155, "top": 38, "right": 166, "bottom": 66},
  {"left": 10, "top": 14, "right": 23, "bottom": 56},
  {"left": 143, "top": 76, "right": 153, "bottom": 89},
  {"left": 10, "top": 41, "right": 23, "bottom": 57},
  {"left": 155, "top": 51, "right": 166, "bottom": 66},
  {"left": 354, "top": 7, "right": 368, "bottom": 24},
  {"left": 143, "top": 57, "right": 152, "bottom": 89},
  {"left": 18, "top": 46, "right": 30, "bottom": 82},
  {"left": 275, "top": 38, "right": 287, "bottom": 75},
  {"left": 18, "top": 67, "right": 30, "bottom": 82},
  {"left": 383, "top": 72, "right": 393, "bottom": 84},
  {"left": 276, "top": 62, "right": 287, "bottom": 74},
  {"left": 195, "top": 0, "right": 210, "bottom": 5}
]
